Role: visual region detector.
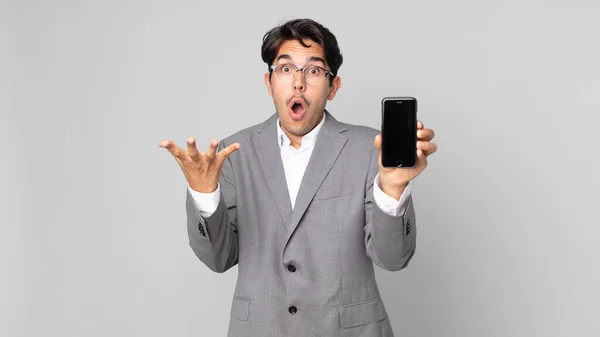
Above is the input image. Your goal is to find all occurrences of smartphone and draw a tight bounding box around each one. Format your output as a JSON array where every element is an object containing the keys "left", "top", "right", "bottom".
[{"left": 381, "top": 97, "right": 417, "bottom": 168}]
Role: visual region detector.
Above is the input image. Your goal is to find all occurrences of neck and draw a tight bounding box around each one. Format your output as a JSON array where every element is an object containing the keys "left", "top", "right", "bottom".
[
  {"left": 280, "top": 112, "right": 325, "bottom": 149},
  {"left": 286, "top": 132, "right": 302, "bottom": 149}
]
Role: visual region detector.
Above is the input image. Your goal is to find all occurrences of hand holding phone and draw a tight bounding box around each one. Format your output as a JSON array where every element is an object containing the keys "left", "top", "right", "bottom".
[{"left": 381, "top": 97, "right": 417, "bottom": 168}]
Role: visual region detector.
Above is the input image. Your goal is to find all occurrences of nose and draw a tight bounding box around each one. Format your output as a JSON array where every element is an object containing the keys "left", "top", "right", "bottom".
[{"left": 293, "top": 70, "right": 305, "bottom": 91}]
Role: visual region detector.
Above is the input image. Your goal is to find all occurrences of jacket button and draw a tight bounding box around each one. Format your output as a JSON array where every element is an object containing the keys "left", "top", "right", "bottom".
[
  {"left": 288, "top": 306, "right": 297, "bottom": 314},
  {"left": 287, "top": 264, "right": 296, "bottom": 273}
]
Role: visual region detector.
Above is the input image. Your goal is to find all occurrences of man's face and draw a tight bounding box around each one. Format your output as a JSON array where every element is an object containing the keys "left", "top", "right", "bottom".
[{"left": 264, "top": 39, "right": 341, "bottom": 142}]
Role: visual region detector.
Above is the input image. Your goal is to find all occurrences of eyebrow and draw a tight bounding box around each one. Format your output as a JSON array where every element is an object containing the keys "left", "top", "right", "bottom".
[{"left": 276, "top": 54, "right": 327, "bottom": 66}]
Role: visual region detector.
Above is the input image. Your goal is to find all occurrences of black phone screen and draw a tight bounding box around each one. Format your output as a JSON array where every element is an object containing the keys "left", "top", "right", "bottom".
[{"left": 381, "top": 98, "right": 417, "bottom": 168}]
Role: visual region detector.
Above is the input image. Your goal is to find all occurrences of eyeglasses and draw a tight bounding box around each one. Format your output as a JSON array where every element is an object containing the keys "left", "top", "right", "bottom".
[{"left": 270, "top": 63, "right": 335, "bottom": 86}]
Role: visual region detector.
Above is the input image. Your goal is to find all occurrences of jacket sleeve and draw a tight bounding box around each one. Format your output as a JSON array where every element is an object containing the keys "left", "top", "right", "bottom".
[
  {"left": 186, "top": 141, "right": 239, "bottom": 273},
  {"left": 363, "top": 148, "right": 417, "bottom": 271}
]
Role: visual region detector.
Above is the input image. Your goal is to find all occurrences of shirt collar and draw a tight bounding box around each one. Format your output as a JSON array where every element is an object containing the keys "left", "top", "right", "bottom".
[{"left": 276, "top": 112, "right": 326, "bottom": 149}]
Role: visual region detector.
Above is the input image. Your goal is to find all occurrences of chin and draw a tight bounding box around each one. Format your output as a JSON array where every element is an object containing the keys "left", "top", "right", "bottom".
[{"left": 282, "top": 123, "right": 306, "bottom": 136}]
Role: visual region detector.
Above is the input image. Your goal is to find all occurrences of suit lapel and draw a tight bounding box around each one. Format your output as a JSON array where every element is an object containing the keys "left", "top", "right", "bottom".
[
  {"left": 283, "top": 111, "right": 348, "bottom": 249},
  {"left": 253, "top": 114, "right": 293, "bottom": 230}
]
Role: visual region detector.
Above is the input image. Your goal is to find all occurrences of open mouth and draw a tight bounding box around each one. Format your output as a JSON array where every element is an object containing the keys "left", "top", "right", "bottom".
[{"left": 289, "top": 99, "right": 307, "bottom": 120}]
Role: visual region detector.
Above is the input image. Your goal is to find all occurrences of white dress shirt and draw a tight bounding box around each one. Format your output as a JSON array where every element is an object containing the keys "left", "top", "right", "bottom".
[{"left": 188, "top": 113, "right": 411, "bottom": 218}]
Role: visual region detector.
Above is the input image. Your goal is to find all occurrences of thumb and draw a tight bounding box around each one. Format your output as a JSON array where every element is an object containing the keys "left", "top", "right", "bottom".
[{"left": 373, "top": 134, "right": 382, "bottom": 151}]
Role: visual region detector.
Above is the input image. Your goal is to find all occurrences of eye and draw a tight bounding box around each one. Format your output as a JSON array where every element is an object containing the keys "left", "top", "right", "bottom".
[
  {"left": 280, "top": 65, "right": 293, "bottom": 73},
  {"left": 306, "top": 66, "right": 321, "bottom": 76}
]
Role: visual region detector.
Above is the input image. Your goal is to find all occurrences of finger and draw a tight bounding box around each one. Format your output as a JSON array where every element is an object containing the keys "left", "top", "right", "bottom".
[
  {"left": 159, "top": 140, "right": 185, "bottom": 160},
  {"left": 417, "top": 120, "right": 424, "bottom": 129},
  {"left": 217, "top": 142, "right": 241, "bottom": 160},
  {"left": 417, "top": 141, "right": 438, "bottom": 156},
  {"left": 417, "top": 128, "right": 435, "bottom": 141},
  {"left": 373, "top": 134, "right": 382, "bottom": 151},
  {"left": 205, "top": 140, "right": 219, "bottom": 161},
  {"left": 416, "top": 149, "right": 428, "bottom": 169},
  {"left": 186, "top": 137, "right": 200, "bottom": 160}
]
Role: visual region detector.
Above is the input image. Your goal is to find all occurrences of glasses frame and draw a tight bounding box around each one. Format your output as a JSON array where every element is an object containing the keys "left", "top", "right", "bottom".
[{"left": 269, "top": 63, "right": 336, "bottom": 85}]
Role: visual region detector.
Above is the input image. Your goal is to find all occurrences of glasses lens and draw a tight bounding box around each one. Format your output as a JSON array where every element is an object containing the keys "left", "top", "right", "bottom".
[
  {"left": 304, "top": 66, "right": 322, "bottom": 86},
  {"left": 275, "top": 64, "right": 295, "bottom": 83}
]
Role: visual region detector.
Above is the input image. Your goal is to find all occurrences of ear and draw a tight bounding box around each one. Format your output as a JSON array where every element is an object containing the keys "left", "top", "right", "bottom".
[
  {"left": 264, "top": 73, "right": 273, "bottom": 97},
  {"left": 327, "top": 76, "right": 342, "bottom": 100}
]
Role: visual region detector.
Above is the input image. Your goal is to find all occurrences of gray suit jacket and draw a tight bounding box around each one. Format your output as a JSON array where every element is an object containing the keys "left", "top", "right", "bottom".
[{"left": 186, "top": 111, "right": 416, "bottom": 337}]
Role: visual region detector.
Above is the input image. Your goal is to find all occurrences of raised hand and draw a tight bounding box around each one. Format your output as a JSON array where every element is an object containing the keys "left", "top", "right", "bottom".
[
  {"left": 158, "top": 138, "right": 240, "bottom": 193},
  {"left": 374, "top": 120, "right": 437, "bottom": 200}
]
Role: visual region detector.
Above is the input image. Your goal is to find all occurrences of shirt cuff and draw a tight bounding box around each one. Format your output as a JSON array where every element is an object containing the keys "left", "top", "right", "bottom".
[
  {"left": 372, "top": 174, "right": 411, "bottom": 217},
  {"left": 187, "top": 183, "right": 221, "bottom": 218}
]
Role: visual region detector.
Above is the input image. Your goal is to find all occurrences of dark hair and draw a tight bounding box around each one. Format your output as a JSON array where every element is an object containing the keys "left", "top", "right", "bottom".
[{"left": 261, "top": 18, "right": 343, "bottom": 85}]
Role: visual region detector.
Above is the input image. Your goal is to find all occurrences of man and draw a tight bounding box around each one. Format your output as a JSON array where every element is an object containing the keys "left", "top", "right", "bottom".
[{"left": 159, "top": 18, "right": 437, "bottom": 337}]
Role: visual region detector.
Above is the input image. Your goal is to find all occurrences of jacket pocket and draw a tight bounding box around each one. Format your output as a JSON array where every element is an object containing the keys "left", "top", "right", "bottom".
[
  {"left": 313, "top": 190, "right": 355, "bottom": 201},
  {"left": 230, "top": 296, "right": 250, "bottom": 321},
  {"left": 338, "top": 298, "right": 387, "bottom": 328}
]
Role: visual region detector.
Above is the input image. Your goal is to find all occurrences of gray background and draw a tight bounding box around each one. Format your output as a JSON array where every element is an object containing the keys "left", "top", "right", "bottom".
[{"left": 2, "top": 0, "right": 599, "bottom": 336}]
